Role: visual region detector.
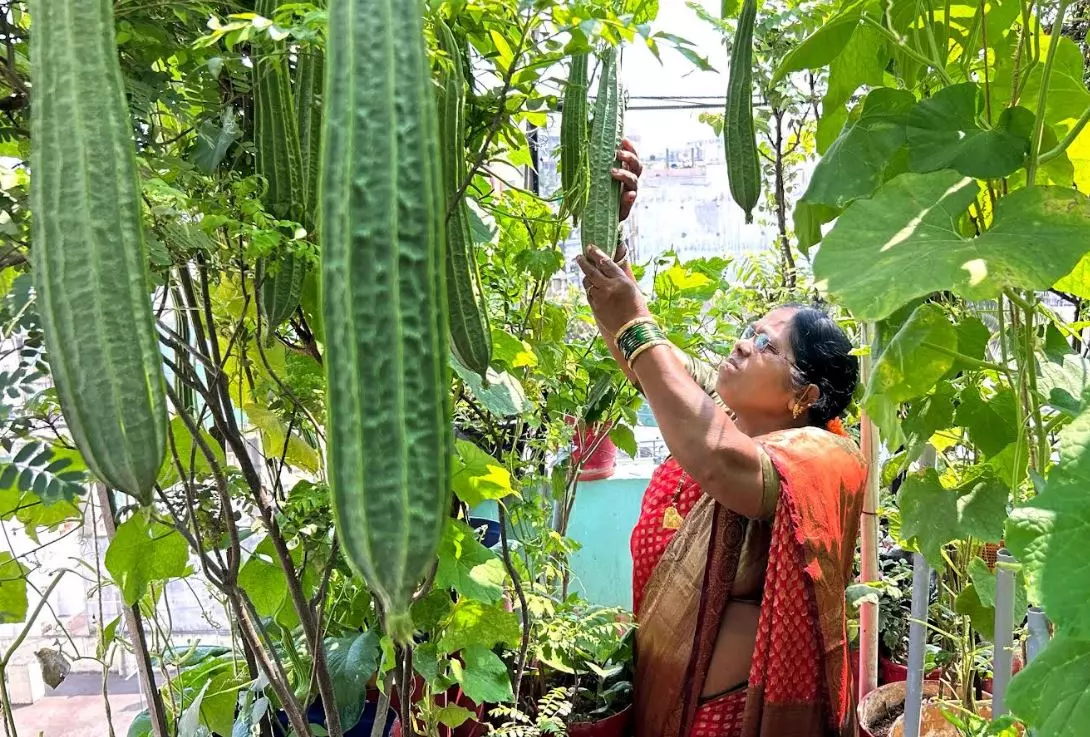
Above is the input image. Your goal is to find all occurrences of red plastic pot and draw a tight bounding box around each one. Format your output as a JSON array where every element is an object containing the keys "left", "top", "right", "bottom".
[
  {"left": 567, "top": 418, "right": 618, "bottom": 481},
  {"left": 878, "top": 655, "right": 941, "bottom": 685},
  {"left": 981, "top": 652, "right": 1023, "bottom": 694},
  {"left": 568, "top": 705, "right": 632, "bottom": 737}
]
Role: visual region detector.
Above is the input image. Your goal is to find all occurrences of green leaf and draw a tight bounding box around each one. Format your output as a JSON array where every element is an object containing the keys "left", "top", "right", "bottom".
[
  {"left": 899, "top": 469, "right": 1008, "bottom": 567},
  {"left": 866, "top": 303, "right": 956, "bottom": 405},
  {"left": 955, "top": 386, "right": 1019, "bottom": 457},
  {"left": 904, "top": 84, "right": 1030, "bottom": 178},
  {"left": 452, "top": 645, "right": 514, "bottom": 704},
  {"left": 608, "top": 424, "right": 637, "bottom": 457},
  {"left": 803, "top": 88, "right": 915, "bottom": 208},
  {"left": 436, "top": 705, "right": 474, "bottom": 729},
  {"left": 1007, "top": 407, "right": 1090, "bottom": 635},
  {"left": 1038, "top": 353, "right": 1090, "bottom": 416},
  {"left": 793, "top": 201, "right": 840, "bottom": 252},
  {"left": 437, "top": 599, "right": 521, "bottom": 654},
  {"left": 0, "top": 553, "right": 28, "bottom": 623},
  {"left": 104, "top": 514, "right": 189, "bottom": 606},
  {"left": 238, "top": 543, "right": 287, "bottom": 617},
  {"left": 954, "top": 584, "right": 996, "bottom": 640},
  {"left": 192, "top": 106, "right": 241, "bottom": 173},
  {"left": 127, "top": 711, "right": 152, "bottom": 737},
  {"left": 451, "top": 353, "right": 531, "bottom": 418},
  {"left": 901, "top": 383, "right": 956, "bottom": 452},
  {"left": 243, "top": 404, "right": 320, "bottom": 472},
  {"left": 325, "top": 631, "right": 380, "bottom": 731},
  {"left": 1006, "top": 633, "right": 1090, "bottom": 736},
  {"left": 949, "top": 316, "right": 991, "bottom": 374},
  {"left": 158, "top": 416, "right": 225, "bottom": 488},
  {"left": 452, "top": 440, "right": 516, "bottom": 508},
  {"left": 434, "top": 519, "right": 507, "bottom": 603},
  {"left": 771, "top": 1, "right": 863, "bottom": 83},
  {"left": 814, "top": 170, "right": 1090, "bottom": 321},
  {"left": 490, "top": 329, "right": 537, "bottom": 369},
  {"left": 823, "top": 25, "right": 889, "bottom": 110}
]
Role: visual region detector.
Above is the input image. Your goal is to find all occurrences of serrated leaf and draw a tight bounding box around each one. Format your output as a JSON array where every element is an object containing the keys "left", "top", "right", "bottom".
[
  {"left": 608, "top": 424, "right": 637, "bottom": 458},
  {"left": 437, "top": 600, "right": 520, "bottom": 654},
  {"left": 434, "top": 519, "right": 507, "bottom": 603},
  {"left": 452, "top": 440, "right": 516, "bottom": 508}
]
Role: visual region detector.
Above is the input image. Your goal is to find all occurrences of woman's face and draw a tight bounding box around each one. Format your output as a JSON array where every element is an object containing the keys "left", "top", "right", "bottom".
[{"left": 716, "top": 307, "right": 806, "bottom": 422}]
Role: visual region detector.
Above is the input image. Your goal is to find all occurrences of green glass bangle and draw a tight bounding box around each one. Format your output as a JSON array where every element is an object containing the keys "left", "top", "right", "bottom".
[{"left": 618, "top": 321, "right": 668, "bottom": 363}]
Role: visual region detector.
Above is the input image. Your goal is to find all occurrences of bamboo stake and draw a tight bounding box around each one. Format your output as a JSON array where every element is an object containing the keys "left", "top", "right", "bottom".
[{"left": 857, "top": 322, "right": 880, "bottom": 701}]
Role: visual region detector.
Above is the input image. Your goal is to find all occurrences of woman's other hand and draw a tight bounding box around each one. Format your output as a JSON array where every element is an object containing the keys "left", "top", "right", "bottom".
[
  {"left": 577, "top": 245, "right": 651, "bottom": 335},
  {"left": 613, "top": 138, "right": 642, "bottom": 223}
]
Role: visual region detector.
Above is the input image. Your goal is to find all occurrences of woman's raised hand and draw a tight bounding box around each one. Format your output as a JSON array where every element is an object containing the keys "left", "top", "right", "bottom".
[
  {"left": 613, "top": 138, "right": 642, "bottom": 223},
  {"left": 576, "top": 245, "right": 651, "bottom": 336}
]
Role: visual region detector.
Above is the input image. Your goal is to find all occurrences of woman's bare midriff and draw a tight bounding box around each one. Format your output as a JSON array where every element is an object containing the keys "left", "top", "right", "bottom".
[{"left": 701, "top": 600, "right": 760, "bottom": 698}]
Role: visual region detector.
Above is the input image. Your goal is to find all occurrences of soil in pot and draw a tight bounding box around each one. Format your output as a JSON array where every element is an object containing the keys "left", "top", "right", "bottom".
[{"left": 858, "top": 681, "right": 945, "bottom": 737}]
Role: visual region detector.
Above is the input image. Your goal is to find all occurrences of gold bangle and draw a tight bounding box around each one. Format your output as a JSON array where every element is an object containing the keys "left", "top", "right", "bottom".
[
  {"left": 614, "top": 316, "right": 657, "bottom": 341},
  {"left": 627, "top": 339, "right": 671, "bottom": 367}
]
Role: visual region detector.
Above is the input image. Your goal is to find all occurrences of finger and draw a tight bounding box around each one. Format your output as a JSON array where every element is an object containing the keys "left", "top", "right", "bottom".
[
  {"left": 586, "top": 245, "right": 625, "bottom": 279},
  {"left": 575, "top": 254, "right": 605, "bottom": 282},
  {"left": 622, "top": 190, "right": 637, "bottom": 211},
  {"left": 619, "top": 139, "right": 643, "bottom": 176},
  {"left": 616, "top": 149, "right": 642, "bottom": 177},
  {"left": 610, "top": 167, "right": 639, "bottom": 192}
]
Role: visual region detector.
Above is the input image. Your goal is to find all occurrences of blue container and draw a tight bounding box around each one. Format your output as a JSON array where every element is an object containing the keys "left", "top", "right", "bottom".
[
  {"left": 274, "top": 697, "right": 398, "bottom": 737},
  {"left": 467, "top": 516, "right": 502, "bottom": 549}
]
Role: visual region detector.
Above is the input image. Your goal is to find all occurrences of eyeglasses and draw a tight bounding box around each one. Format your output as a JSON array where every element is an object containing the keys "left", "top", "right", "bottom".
[{"left": 740, "top": 324, "right": 799, "bottom": 371}]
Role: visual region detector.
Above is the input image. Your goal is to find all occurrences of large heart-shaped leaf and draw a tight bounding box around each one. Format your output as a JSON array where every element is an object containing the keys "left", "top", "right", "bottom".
[
  {"left": 1007, "top": 633, "right": 1090, "bottom": 736},
  {"left": 803, "top": 88, "right": 915, "bottom": 208},
  {"left": 1007, "top": 406, "right": 1090, "bottom": 636},
  {"left": 866, "top": 303, "right": 956, "bottom": 405},
  {"left": 814, "top": 170, "right": 1090, "bottom": 320},
  {"left": 904, "top": 84, "right": 1030, "bottom": 178},
  {"left": 899, "top": 469, "right": 1008, "bottom": 567}
]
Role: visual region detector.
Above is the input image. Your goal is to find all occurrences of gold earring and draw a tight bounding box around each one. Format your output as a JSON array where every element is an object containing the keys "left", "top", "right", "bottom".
[{"left": 792, "top": 401, "right": 804, "bottom": 419}]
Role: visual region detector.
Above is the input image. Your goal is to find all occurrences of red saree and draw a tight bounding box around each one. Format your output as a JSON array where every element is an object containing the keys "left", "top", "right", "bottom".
[{"left": 631, "top": 427, "right": 867, "bottom": 737}]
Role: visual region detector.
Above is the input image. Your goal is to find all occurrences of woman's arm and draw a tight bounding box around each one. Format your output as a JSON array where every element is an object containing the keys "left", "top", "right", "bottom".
[{"left": 627, "top": 343, "right": 766, "bottom": 518}]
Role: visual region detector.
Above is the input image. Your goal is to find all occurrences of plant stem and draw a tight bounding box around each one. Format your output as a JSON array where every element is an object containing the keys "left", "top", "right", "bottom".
[
  {"left": 1026, "top": 0, "right": 1073, "bottom": 184},
  {"left": 861, "top": 16, "right": 954, "bottom": 84},
  {"left": 498, "top": 503, "right": 531, "bottom": 703},
  {"left": 920, "top": 342, "right": 1012, "bottom": 375},
  {"left": 1038, "top": 103, "right": 1090, "bottom": 164}
]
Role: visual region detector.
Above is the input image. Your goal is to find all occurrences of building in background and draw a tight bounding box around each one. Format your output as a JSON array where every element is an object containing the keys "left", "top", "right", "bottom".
[{"left": 538, "top": 116, "right": 775, "bottom": 294}]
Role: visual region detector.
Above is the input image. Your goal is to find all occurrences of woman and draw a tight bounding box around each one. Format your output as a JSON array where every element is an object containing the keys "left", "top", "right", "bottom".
[{"left": 576, "top": 141, "right": 868, "bottom": 737}]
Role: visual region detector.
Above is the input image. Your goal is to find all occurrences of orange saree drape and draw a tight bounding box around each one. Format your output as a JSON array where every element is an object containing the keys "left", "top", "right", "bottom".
[{"left": 631, "top": 427, "right": 868, "bottom": 737}]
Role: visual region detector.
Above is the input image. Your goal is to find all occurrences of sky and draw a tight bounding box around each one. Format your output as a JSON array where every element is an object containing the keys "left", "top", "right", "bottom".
[{"left": 620, "top": 0, "right": 727, "bottom": 151}]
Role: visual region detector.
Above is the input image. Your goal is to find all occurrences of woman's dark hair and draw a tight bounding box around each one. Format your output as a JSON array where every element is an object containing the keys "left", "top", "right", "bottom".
[{"left": 779, "top": 304, "right": 858, "bottom": 426}]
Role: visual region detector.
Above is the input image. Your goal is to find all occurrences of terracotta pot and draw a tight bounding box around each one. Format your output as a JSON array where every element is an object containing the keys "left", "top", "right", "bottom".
[
  {"left": 878, "top": 655, "right": 942, "bottom": 685},
  {"left": 982, "top": 540, "right": 1006, "bottom": 570},
  {"left": 858, "top": 681, "right": 944, "bottom": 737},
  {"left": 567, "top": 418, "right": 618, "bottom": 481},
  {"left": 568, "top": 704, "right": 633, "bottom": 737},
  {"left": 890, "top": 699, "right": 1022, "bottom": 737}
]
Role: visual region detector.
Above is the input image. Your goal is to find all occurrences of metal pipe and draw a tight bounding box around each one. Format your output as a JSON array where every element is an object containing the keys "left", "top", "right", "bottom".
[
  {"left": 902, "top": 551, "right": 931, "bottom": 737},
  {"left": 992, "top": 549, "right": 1018, "bottom": 717},
  {"left": 857, "top": 322, "right": 880, "bottom": 701}
]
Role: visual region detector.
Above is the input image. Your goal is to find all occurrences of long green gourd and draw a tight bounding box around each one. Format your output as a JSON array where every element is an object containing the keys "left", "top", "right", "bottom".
[
  {"left": 29, "top": 0, "right": 167, "bottom": 505},
  {"left": 561, "top": 52, "right": 590, "bottom": 224},
  {"left": 295, "top": 45, "right": 324, "bottom": 227},
  {"left": 437, "top": 19, "right": 492, "bottom": 381},
  {"left": 322, "top": 0, "right": 451, "bottom": 642},
  {"left": 581, "top": 46, "right": 624, "bottom": 256},
  {"left": 724, "top": 0, "right": 760, "bottom": 224},
  {"left": 254, "top": 0, "right": 307, "bottom": 330}
]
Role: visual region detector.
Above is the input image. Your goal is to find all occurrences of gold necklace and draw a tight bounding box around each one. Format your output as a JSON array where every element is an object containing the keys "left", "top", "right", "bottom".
[{"left": 662, "top": 467, "right": 687, "bottom": 530}]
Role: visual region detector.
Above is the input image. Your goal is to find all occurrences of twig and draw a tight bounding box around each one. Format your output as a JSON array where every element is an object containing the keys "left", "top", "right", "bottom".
[{"left": 497, "top": 504, "right": 531, "bottom": 703}]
